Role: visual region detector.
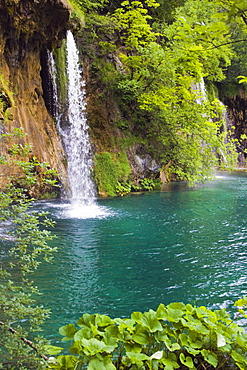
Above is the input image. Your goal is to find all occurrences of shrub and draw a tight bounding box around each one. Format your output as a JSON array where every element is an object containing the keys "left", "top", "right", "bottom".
[
  {"left": 115, "top": 181, "right": 132, "bottom": 196},
  {"left": 46, "top": 302, "right": 247, "bottom": 370},
  {"left": 94, "top": 151, "right": 131, "bottom": 197}
]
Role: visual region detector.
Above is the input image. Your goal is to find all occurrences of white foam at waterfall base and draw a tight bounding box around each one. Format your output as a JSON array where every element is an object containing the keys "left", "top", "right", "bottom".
[
  {"left": 65, "top": 202, "right": 115, "bottom": 219},
  {"left": 41, "top": 201, "right": 115, "bottom": 219}
]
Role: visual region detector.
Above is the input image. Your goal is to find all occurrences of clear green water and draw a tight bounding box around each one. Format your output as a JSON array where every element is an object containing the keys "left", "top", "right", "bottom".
[{"left": 33, "top": 173, "right": 247, "bottom": 342}]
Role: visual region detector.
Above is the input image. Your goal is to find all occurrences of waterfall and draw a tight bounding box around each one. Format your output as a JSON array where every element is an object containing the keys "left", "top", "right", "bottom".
[
  {"left": 44, "top": 33, "right": 115, "bottom": 219},
  {"left": 64, "top": 31, "right": 95, "bottom": 203},
  {"left": 192, "top": 78, "right": 207, "bottom": 105},
  {"left": 46, "top": 49, "right": 59, "bottom": 118},
  {"left": 51, "top": 30, "right": 95, "bottom": 204}
]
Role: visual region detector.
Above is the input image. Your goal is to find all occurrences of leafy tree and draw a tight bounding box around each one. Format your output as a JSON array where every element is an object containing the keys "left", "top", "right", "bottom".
[
  {"left": 70, "top": 0, "right": 242, "bottom": 185},
  {"left": 110, "top": 0, "right": 160, "bottom": 50},
  {"left": 150, "top": 0, "right": 187, "bottom": 24},
  {"left": 106, "top": 0, "right": 237, "bottom": 184},
  {"left": 216, "top": 0, "right": 247, "bottom": 26},
  {"left": 0, "top": 129, "right": 58, "bottom": 369}
]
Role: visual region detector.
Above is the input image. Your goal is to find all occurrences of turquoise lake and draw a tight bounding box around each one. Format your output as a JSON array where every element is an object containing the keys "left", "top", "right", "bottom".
[{"left": 33, "top": 172, "right": 247, "bottom": 342}]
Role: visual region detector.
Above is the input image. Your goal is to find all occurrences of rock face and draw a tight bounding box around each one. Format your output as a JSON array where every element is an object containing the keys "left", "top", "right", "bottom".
[
  {"left": 127, "top": 145, "right": 160, "bottom": 183},
  {"left": 0, "top": 0, "right": 71, "bottom": 188},
  {"left": 224, "top": 88, "right": 247, "bottom": 166}
]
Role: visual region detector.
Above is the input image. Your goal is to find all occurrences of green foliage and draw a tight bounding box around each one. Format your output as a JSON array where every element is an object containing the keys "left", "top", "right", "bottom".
[
  {"left": 238, "top": 75, "right": 247, "bottom": 84},
  {"left": 150, "top": 0, "right": 186, "bottom": 24},
  {"left": 70, "top": 0, "right": 244, "bottom": 187},
  {"left": 94, "top": 151, "right": 131, "bottom": 196},
  {"left": 109, "top": 0, "right": 238, "bottom": 184},
  {"left": 0, "top": 128, "right": 60, "bottom": 198},
  {"left": 0, "top": 74, "right": 15, "bottom": 109},
  {"left": 111, "top": 0, "right": 160, "bottom": 49},
  {"left": 70, "top": 0, "right": 108, "bottom": 12},
  {"left": 0, "top": 132, "right": 57, "bottom": 368},
  {"left": 53, "top": 40, "right": 68, "bottom": 110},
  {"left": 67, "top": 0, "right": 85, "bottom": 22},
  {"left": 140, "top": 178, "right": 160, "bottom": 191},
  {"left": 115, "top": 181, "right": 131, "bottom": 196},
  {"left": 47, "top": 302, "right": 247, "bottom": 370},
  {"left": 115, "top": 178, "right": 160, "bottom": 196}
]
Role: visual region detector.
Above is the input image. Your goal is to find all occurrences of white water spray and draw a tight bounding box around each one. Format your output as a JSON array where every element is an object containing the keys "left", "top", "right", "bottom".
[{"left": 58, "top": 30, "right": 95, "bottom": 204}]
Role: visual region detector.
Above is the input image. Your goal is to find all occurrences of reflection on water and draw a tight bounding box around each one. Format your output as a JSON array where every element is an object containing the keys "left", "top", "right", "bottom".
[{"left": 33, "top": 173, "right": 247, "bottom": 341}]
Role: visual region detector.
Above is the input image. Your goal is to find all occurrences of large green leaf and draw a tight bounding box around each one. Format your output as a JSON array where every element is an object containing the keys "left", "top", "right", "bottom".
[
  {"left": 179, "top": 333, "right": 189, "bottom": 347},
  {"left": 179, "top": 353, "right": 195, "bottom": 369},
  {"left": 181, "top": 318, "right": 209, "bottom": 334},
  {"left": 164, "top": 336, "right": 180, "bottom": 351},
  {"left": 81, "top": 338, "right": 106, "bottom": 355},
  {"left": 131, "top": 311, "right": 143, "bottom": 322},
  {"left": 69, "top": 340, "right": 82, "bottom": 355},
  {"left": 83, "top": 355, "right": 116, "bottom": 370},
  {"left": 74, "top": 327, "right": 91, "bottom": 342},
  {"left": 125, "top": 342, "right": 142, "bottom": 353},
  {"left": 166, "top": 308, "right": 184, "bottom": 323},
  {"left": 96, "top": 314, "right": 113, "bottom": 327},
  {"left": 156, "top": 303, "right": 168, "bottom": 320},
  {"left": 59, "top": 324, "right": 78, "bottom": 341},
  {"left": 167, "top": 302, "right": 186, "bottom": 311},
  {"left": 141, "top": 310, "right": 163, "bottom": 332},
  {"left": 155, "top": 330, "right": 170, "bottom": 343},
  {"left": 103, "top": 357, "right": 117, "bottom": 370},
  {"left": 201, "top": 349, "right": 218, "bottom": 368},
  {"left": 105, "top": 325, "right": 120, "bottom": 338},
  {"left": 103, "top": 331, "right": 118, "bottom": 352},
  {"left": 57, "top": 355, "right": 78, "bottom": 370},
  {"left": 87, "top": 357, "right": 109, "bottom": 370},
  {"left": 44, "top": 344, "right": 63, "bottom": 355},
  {"left": 132, "top": 324, "right": 150, "bottom": 344},
  {"left": 193, "top": 324, "right": 210, "bottom": 335},
  {"left": 161, "top": 353, "right": 180, "bottom": 370},
  {"left": 188, "top": 332, "right": 203, "bottom": 349},
  {"left": 126, "top": 351, "right": 150, "bottom": 362},
  {"left": 77, "top": 313, "right": 96, "bottom": 328},
  {"left": 231, "top": 350, "right": 247, "bottom": 365}
]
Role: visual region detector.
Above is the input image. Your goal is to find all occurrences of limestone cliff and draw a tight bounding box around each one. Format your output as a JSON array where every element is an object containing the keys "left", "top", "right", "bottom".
[
  {"left": 0, "top": 0, "right": 71, "bottom": 190},
  {"left": 223, "top": 88, "right": 247, "bottom": 166}
]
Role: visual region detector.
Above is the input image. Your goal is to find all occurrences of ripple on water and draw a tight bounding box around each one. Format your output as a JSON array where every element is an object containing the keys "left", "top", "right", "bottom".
[{"left": 30, "top": 173, "right": 247, "bottom": 340}]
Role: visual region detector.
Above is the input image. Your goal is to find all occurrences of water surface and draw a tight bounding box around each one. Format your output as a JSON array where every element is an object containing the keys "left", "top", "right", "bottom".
[{"left": 33, "top": 173, "right": 247, "bottom": 341}]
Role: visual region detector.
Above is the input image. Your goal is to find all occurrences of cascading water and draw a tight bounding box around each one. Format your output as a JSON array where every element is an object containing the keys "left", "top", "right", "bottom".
[
  {"left": 46, "top": 49, "right": 59, "bottom": 120},
  {"left": 192, "top": 78, "right": 207, "bottom": 105},
  {"left": 47, "top": 30, "right": 95, "bottom": 205},
  {"left": 44, "top": 31, "right": 109, "bottom": 218},
  {"left": 46, "top": 32, "right": 111, "bottom": 218},
  {"left": 60, "top": 30, "right": 95, "bottom": 204}
]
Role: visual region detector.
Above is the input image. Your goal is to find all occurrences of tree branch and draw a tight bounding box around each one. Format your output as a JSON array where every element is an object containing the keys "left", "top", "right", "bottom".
[
  {"left": 170, "top": 37, "right": 247, "bottom": 52},
  {"left": 0, "top": 321, "right": 49, "bottom": 361}
]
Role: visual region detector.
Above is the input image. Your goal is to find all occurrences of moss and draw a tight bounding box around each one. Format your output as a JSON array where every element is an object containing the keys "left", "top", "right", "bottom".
[
  {"left": 94, "top": 151, "right": 131, "bottom": 197},
  {"left": 53, "top": 40, "right": 68, "bottom": 108},
  {"left": 0, "top": 74, "right": 15, "bottom": 108},
  {"left": 39, "top": 190, "right": 59, "bottom": 200},
  {"left": 67, "top": 0, "right": 85, "bottom": 26},
  {"left": 205, "top": 80, "right": 218, "bottom": 102}
]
